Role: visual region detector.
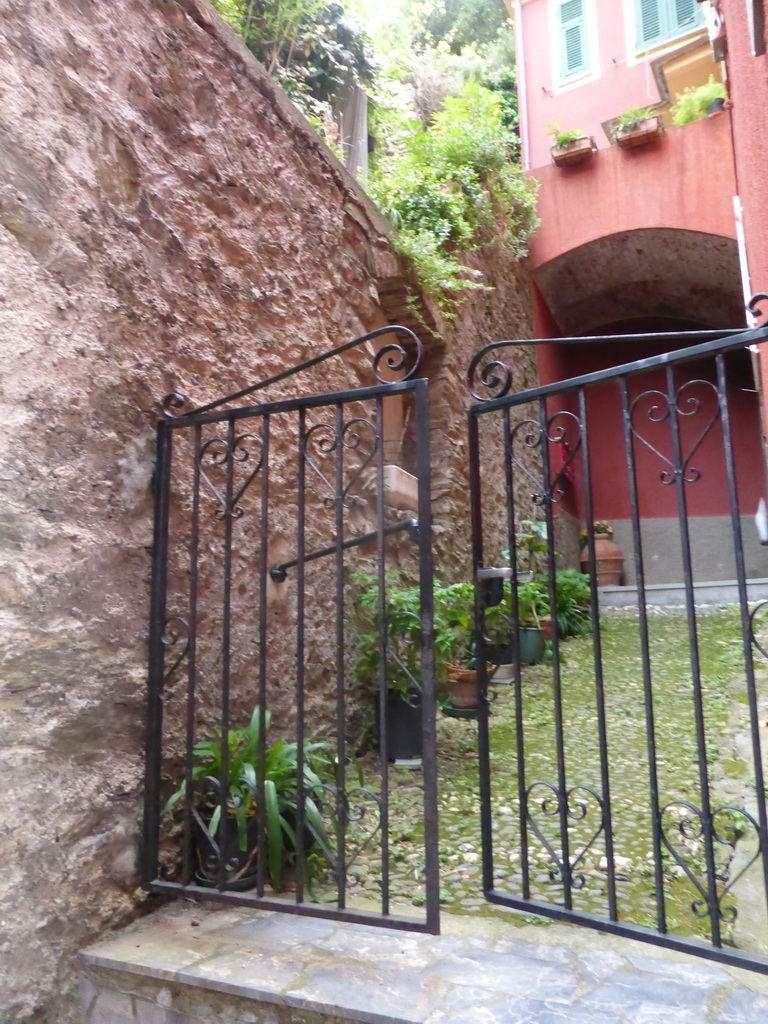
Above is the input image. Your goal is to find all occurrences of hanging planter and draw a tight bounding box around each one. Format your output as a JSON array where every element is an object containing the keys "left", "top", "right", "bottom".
[
  {"left": 547, "top": 123, "right": 597, "bottom": 168},
  {"left": 550, "top": 135, "right": 597, "bottom": 167},
  {"left": 613, "top": 109, "right": 664, "bottom": 149}
]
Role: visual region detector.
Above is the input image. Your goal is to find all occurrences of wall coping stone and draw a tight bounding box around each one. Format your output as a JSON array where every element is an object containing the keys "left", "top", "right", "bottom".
[{"left": 80, "top": 903, "right": 768, "bottom": 1024}]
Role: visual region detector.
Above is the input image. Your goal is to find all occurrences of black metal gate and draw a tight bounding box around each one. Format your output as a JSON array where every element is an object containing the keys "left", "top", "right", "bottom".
[
  {"left": 468, "top": 319, "right": 768, "bottom": 971},
  {"left": 142, "top": 328, "right": 439, "bottom": 933}
]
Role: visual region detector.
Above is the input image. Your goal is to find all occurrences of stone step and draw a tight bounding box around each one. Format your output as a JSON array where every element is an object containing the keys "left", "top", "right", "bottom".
[{"left": 80, "top": 903, "right": 768, "bottom": 1024}]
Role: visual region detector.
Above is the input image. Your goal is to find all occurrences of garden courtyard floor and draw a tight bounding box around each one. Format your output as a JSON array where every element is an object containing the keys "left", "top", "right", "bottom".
[{"left": 348, "top": 607, "right": 768, "bottom": 955}]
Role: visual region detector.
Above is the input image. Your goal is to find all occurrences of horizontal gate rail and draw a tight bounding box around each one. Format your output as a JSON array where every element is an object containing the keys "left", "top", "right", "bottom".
[{"left": 469, "top": 315, "right": 768, "bottom": 973}]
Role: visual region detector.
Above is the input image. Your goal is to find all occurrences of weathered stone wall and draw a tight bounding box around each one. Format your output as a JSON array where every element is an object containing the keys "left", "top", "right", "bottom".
[{"left": 0, "top": 1, "right": 535, "bottom": 1020}]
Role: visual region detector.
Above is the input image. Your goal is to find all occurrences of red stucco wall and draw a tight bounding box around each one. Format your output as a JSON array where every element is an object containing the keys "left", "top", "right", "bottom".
[
  {"left": 518, "top": 0, "right": 707, "bottom": 168},
  {"left": 529, "top": 114, "right": 737, "bottom": 269}
]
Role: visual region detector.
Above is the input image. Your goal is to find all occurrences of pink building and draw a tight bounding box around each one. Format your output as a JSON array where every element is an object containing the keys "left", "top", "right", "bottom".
[{"left": 509, "top": 0, "right": 768, "bottom": 584}]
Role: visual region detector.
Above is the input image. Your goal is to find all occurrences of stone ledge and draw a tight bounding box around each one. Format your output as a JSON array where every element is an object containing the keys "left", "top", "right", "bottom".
[{"left": 80, "top": 904, "right": 768, "bottom": 1024}]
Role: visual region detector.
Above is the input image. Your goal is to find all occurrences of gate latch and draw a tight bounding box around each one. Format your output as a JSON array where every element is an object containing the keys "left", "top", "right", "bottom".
[{"left": 475, "top": 566, "right": 531, "bottom": 607}]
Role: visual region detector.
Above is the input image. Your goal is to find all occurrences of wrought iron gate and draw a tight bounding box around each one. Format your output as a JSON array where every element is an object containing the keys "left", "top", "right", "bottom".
[
  {"left": 468, "top": 318, "right": 768, "bottom": 972},
  {"left": 142, "top": 328, "right": 439, "bottom": 933}
]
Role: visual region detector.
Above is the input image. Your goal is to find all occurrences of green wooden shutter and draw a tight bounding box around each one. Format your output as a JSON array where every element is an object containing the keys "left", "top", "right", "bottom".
[
  {"left": 636, "top": 0, "right": 705, "bottom": 49},
  {"left": 674, "top": 0, "right": 702, "bottom": 30},
  {"left": 559, "top": 0, "right": 589, "bottom": 79},
  {"left": 637, "top": 0, "right": 663, "bottom": 48}
]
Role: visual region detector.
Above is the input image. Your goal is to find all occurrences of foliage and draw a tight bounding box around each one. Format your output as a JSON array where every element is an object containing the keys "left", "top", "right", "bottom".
[
  {"left": 354, "top": 572, "right": 477, "bottom": 691},
  {"left": 551, "top": 569, "right": 591, "bottom": 638},
  {"left": 164, "top": 708, "right": 342, "bottom": 890},
  {"left": 581, "top": 520, "right": 613, "bottom": 546},
  {"left": 408, "top": 0, "right": 510, "bottom": 54},
  {"left": 547, "top": 123, "right": 583, "bottom": 148},
  {"left": 485, "top": 570, "right": 591, "bottom": 650},
  {"left": 514, "top": 519, "right": 549, "bottom": 574},
  {"left": 367, "top": 81, "right": 538, "bottom": 317},
  {"left": 211, "top": 0, "right": 375, "bottom": 132},
  {"left": 671, "top": 75, "right": 727, "bottom": 126},
  {"left": 613, "top": 107, "right": 656, "bottom": 135}
]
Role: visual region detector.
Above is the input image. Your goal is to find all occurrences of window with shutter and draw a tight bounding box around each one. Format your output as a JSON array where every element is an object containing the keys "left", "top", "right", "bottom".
[
  {"left": 634, "top": 0, "right": 705, "bottom": 51},
  {"left": 558, "top": 0, "right": 589, "bottom": 81}
]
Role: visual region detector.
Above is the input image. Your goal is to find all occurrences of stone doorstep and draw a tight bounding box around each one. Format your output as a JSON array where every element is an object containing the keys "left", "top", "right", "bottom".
[{"left": 80, "top": 903, "right": 768, "bottom": 1024}]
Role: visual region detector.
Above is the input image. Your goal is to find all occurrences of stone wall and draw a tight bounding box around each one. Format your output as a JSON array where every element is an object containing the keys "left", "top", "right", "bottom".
[{"left": 0, "top": 1, "right": 535, "bottom": 1020}]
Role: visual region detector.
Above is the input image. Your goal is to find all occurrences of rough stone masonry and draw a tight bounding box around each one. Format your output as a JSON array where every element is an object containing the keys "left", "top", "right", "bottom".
[{"left": 0, "top": 1, "right": 536, "bottom": 1020}]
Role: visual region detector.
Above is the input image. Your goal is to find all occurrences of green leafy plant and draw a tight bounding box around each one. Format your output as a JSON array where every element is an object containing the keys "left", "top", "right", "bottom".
[
  {"left": 671, "top": 75, "right": 727, "bottom": 126},
  {"left": 164, "top": 708, "right": 345, "bottom": 890},
  {"left": 354, "top": 572, "right": 477, "bottom": 691},
  {"left": 547, "top": 123, "right": 583, "bottom": 148},
  {"left": 514, "top": 519, "right": 549, "bottom": 574},
  {"left": 551, "top": 569, "right": 591, "bottom": 639},
  {"left": 613, "top": 107, "right": 656, "bottom": 135},
  {"left": 366, "top": 81, "right": 539, "bottom": 317}
]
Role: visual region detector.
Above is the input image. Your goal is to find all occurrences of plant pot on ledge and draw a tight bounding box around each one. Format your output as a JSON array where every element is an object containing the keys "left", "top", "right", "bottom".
[
  {"left": 581, "top": 533, "right": 624, "bottom": 587},
  {"left": 551, "top": 136, "right": 597, "bottom": 167},
  {"left": 614, "top": 115, "right": 663, "bottom": 149}
]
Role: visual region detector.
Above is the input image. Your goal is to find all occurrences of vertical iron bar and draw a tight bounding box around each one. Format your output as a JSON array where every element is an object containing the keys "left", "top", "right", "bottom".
[
  {"left": 503, "top": 405, "right": 530, "bottom": 900},
  {"left": 716, "top": 354, "right": 768, "bottom": 915},
  {"left": 141, "top": 420, "right": 173, "bottom": 887},
  {"left": 217, "top": 416, "right": 236, "bottom": 891},
  {"left": 257, "top": 415, "right": 271, "bottom": 898},
  {"left": 538, "top": 396, "right": 572, "bottom": 910},
  {"left": 414, "top": 380, "right": 439, "bottom": 931},
  {"left": 334, "top": 401, "right": 347, "bottom": 909},
  {"left": 578, "top": 387, "right": 618, "bottom": 921},
  {"left": 295, "top": 410, "right": 307, "bottom": 903},
  {"left": 665, "top": 364, "right": 720, "bottom": 946},
  {"left": 620, "top": 377, "right": 667, "bottom": 934},
  {"left": 469, "top": 410, "right": 495, "bottom": 896},
  {"left": 182, "top": 425, "right": 202, "bottom": 887},
  {"left": 375, "top": 394, "right": 390, "bottom": 914}
]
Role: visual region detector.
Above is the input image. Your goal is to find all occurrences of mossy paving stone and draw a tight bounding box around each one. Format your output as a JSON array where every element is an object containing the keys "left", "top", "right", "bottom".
[{"left": 316, "top": 610, "right": 761, "bottom": 946}]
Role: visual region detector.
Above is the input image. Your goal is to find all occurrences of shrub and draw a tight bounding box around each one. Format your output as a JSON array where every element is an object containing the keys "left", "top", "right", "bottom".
[
  {"left": 671, "top": 76, "right": 727, "bottom": 126},
  {"left": 366, "top": 81, "right": 539, "bottom": 317}
]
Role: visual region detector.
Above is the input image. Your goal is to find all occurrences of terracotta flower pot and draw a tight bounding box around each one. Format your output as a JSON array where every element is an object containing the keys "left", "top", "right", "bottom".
[
  {"left": 446, "top": 666, "right": 479, "bottom": 709},
  {"left": 581, "top": 533, "right": 624, "bottom": 586}
]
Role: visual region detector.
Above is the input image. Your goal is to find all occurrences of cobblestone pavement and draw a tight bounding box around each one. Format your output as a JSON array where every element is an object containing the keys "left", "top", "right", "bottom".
[{"left": 81, "top": 903, "right": 768, "bottom": 1024}]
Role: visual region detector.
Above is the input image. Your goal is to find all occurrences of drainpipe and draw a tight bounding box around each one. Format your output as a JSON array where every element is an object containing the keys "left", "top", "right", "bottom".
[{"left": 514, "top": 0, "right": 531, "bottom": 171}]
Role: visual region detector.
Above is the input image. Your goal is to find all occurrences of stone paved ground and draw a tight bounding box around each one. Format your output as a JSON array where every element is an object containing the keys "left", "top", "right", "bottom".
[{"left": 81, "top": 903, "right": 768, "bottom": 1024}]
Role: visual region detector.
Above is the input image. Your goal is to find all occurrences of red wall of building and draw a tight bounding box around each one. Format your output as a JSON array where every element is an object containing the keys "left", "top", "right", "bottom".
[
  {"left": 541, "top": 340, "right": 761, "bottom": 520},
  {"left": 518, "top": 0, "right": 706, "bottom": 169},
  {"left": 528, "top": 114, "right": 737, "bottom": 270},
  {"left": 720, "top": 0, "right": 768, "bottom": 417}
]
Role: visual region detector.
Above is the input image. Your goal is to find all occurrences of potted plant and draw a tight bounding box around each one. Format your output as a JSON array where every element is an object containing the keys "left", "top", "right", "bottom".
[
  {"left": 671, "top": 76, "right": 728, "bottom": 125},
  {"left": 548, "top": 122, "right": 597, "bottom": 167},
  {"left": 613, "top": 107, "right": 663, "bottom": 148},
  {"left": 354, "top": 571, "right": 427, "bottom": 762},
  {"left": 579, "top": 521, "right": 624, "bottom": 586},
  {"left": 164, "top": 708, "right": 339, "bottom": 891}
]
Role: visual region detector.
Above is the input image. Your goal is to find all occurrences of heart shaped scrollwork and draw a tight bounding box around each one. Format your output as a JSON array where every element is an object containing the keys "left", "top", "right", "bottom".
[
  {"left": 302, "top": 783, "right": 383, "bottom": 890},
  {"left": 198, "top": 432, "right": 264, "bottom": 520},
  {"left": 660, "top": 800, "right": 762, "bottom": 925},
  {"left": 509, "top": 411, "right": 582, "bottom": 508},
  {"left": 526, "top": 782, "right": 606, "bottom": 892},
  {"left": 629, "top": 380, "right": 720, "bottom": 486},
  {"left": 304, "top": 417, "right": 379, "bottom": 509}
]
